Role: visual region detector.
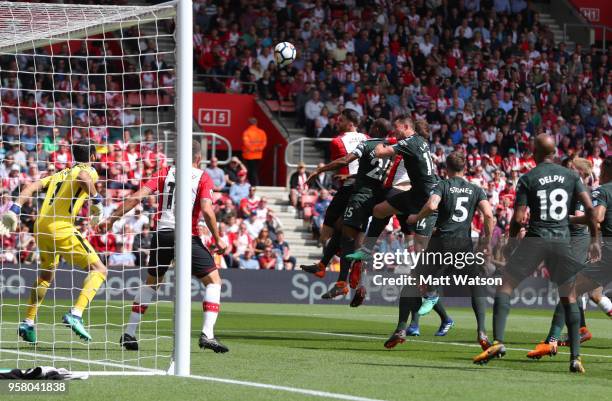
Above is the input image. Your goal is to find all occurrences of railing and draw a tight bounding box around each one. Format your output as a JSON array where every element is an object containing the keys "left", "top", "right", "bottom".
[
  {"left": 164, "top": 130, "right": 232, "bottom": 167},
  {"left": 563, "top": 23, "right": 610, "bottom": 50},
  {"left": 284, "top": 137, "right": 331, "bottom": 169}
]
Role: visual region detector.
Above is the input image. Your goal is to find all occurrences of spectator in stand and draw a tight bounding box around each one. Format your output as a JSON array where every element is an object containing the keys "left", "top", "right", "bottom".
[
  {"left": 224, "top": 156, "right": 247, "bottom": 186},
  {"left": 245, "top": 211, "right": 264, "bottom": 239},
  {"left": 205, "top": 156, "right": 227, "bottom": 192},
  {"left": 289, "top": 162, "right": 309, "bottom": 209},
  {"left": 48, "top": 140, "right": 73, "bottom": 170},
  {"left": 239, "top": 186, "right": 260, "bottom": 218},
  {"left": 273, "top": 231, "right": 296, "bottom": 270},
  {"left": 258, "top": 244, "right": 277, "bottom": 270},
  {"left": 312, "top": 189, "right": 332, "bottom": 239},
  {"left": 305, "top": 91, "right": 325, "bottom": 137},
  {"left": 254, "top": 228, "right": 273, "bottom": 256},
  {"left": 133, "top": 223, "right": 152, "bottom": 267},
  {"left": 229, "top": 170, "right": 250, "bottom": 205},
  {"left": 108, "top": 242, "right": 136, "bottom": 267},
  {"left": 241, "top": 117, "right": 267, "bottom": 186},
  {"left": 238, "top": 248, "right": 259, "bottom": 270}
]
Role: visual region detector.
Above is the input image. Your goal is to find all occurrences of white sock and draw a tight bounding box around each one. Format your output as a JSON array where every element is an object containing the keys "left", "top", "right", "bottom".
[
  {"left": 126, "top": 286, "right": 156, "bottom": 337},
  {"left": 71, "top": 308, "right": 82, "bottom": 318},
  {"left": 597, "top": 296, "right": 612, "bottom": 314},
  {"left": 202, "top": 283, "right": 221, "bottom": 338}
]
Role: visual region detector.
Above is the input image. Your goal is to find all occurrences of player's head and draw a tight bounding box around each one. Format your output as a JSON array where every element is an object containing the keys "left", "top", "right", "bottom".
[
  {"left": 193, "top": 140, "right": 202, "bottom": 166},
  {"left": 72, "top": 141, "right": 97, "bottom": 163},
  {"left": 392, "top": 114, "right": 415, "bottom": 139},
  {"left": 571, "top": 157, "right": 592, "bottom": 180},
  {"left": 337, "top": 108, "right": 360, "bottom": 133},
  {"left": 414, "top": 119, "right": 431, "bottom": 139},
  {"left": 601, "top": 155, "right": 612, "bottom": 184},
  {"left": 446, "top": 151, "right": 466, "bottom": 176},
  {"left": 369, "top": 118, "right": 392, "bottom": 139},
  {"left": 533, "top": 134, "right": 556, "bottom": 163}
]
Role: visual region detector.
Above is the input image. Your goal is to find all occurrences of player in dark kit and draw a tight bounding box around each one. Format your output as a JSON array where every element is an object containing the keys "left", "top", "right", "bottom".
[
  {"left": 347, "top": 116, "right": 443, "bottom": 314},
  {"left": 384, "top": 152, "right": 494, "bottom": 350},
  {"left": 472, "top": 135, "right": 600, "bottom": 374},
  {"left": 306, "top": 119, "right": 395, "bottom": 305},
  {"left": 300, "top": 109, "right": 368, "bottom": 278}
]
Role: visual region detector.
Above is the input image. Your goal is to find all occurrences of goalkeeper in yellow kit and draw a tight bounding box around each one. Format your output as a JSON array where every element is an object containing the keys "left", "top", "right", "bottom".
[{"left": 1, "top": 142, "right": 107, "bottom": 342}]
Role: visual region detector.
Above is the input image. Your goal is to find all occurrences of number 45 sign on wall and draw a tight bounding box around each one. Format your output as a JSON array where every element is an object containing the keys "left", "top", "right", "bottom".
[{"left": 198, "top": 108, "right": 231, "bottom": 127}]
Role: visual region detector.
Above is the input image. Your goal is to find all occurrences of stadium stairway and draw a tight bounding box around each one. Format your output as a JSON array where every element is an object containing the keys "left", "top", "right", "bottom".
[
  {"left": 278, "top": 116, "right": 326, "bottom": 168},
  {"left": 256, "top": 186, "right": 321, "bottom": 266}
]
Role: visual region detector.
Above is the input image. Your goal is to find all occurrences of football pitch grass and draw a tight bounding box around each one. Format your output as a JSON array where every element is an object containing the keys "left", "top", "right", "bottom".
[{"left": 1, "top": 301, "right": 611, "bottom": 401}]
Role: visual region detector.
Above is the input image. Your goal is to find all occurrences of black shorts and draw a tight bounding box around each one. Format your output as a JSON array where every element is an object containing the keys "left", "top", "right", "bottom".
[
  {"left": 580, "top": 242, "right": 612, "bottom": 288},
  {"left": 148, "top": 230, "right": 217, "bottom": 279},
  {"left": 505, "top": 237, "right": 585, "bottom": 286},
  {"left": 323, "top": 184, "right": 353, "bottom": 227},
  {"left": 343, "top": 186, "right": 387, "bottom": 231},
  {"left": 386, "top": 189, "right": 437, "bottom": 237},
  {"left": 570, "top": 234, "right": 590, "bottom": 264}
]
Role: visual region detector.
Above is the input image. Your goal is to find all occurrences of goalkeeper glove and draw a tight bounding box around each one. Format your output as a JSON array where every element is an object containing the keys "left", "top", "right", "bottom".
[
  {"left": 90, "top": 194, "right": 104, "bottom": 225},
  {"left": 1, "top": 204, "right": 21, "bottom": 232}
]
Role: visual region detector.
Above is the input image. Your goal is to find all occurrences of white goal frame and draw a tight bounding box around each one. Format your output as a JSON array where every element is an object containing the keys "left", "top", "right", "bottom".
[{"left": 0, "top": 0, "right": 193, "bottom": 377}]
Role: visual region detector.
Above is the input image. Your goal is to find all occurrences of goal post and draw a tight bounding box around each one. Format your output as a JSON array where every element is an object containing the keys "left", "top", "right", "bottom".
[{"left": 0, "top": 0, "right": 192, "bottom": 376}]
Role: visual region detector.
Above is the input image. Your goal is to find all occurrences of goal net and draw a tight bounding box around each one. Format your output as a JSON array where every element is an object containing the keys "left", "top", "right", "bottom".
[{"left": 0, "top": 0, "right": 183, "bottom": 376}]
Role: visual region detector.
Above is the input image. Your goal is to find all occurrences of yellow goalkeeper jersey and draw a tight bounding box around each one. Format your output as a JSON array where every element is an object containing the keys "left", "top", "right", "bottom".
[{"left": 36, "top": 164, "right": 99, "bottom": 231}]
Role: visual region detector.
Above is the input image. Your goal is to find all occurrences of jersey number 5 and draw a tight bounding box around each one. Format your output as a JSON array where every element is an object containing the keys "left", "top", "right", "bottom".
[{"left": 452, "top": 196, "right": 469, "bottom": 222}]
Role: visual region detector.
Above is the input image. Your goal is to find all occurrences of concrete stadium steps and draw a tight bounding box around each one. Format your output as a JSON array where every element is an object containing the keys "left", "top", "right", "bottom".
[
  {"left": 278, "top": 116, "right": 325, "bottom": 168},
  {"left": 537, "top": 11, "right": 576, "bottom": 49},
  {"left": 256, "top": 186, "right": 321, "bottom": 265}
]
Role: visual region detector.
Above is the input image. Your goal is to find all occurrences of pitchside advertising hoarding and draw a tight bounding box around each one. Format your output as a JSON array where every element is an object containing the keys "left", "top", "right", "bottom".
[{"left": 1, "top": 264, "right": 610, "bottom": 309}]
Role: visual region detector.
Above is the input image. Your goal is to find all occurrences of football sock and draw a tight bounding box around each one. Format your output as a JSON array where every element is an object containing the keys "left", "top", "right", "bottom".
[
  {"left": 563, "top": 302, "right": 581, "bottom": 359},
  {"left": 321, "top": 231, "right": 341, "bottom": 266},
  {"left": 202, "top": 283, "right": 221, "bottom": 338},
  {"left": 434, "top": 301, "right": 450, "bottom": 321},
  {"left": 492, "top": 293, "right": 511, "bottom": 343},
  {"left": 73, "top": 271, "right": 106, "bottom": 317},
  {"left": 338, "top": 236, "right": 355, "bottom": 282},
  {"left": 409, "top": 297, "right": 421, "bottom": 326},
  {"left": 597, "top": 296, "right": 612, "bottom": 314},
  {"left": 546, "top": 302, "right": 564, "bottom": 342},
  {"left": 125, "top": 285, "right": 156, "bottom": 337},
  {"left": 25, "top": 277, "right": 51, "bottom": 323},
  {"left": 397, "top": 296, "right": 411, "bottom": 331},
  {"left": 471, "top": 295, "right": 487, "bottom": 333},
  {"left": 579, "top": 304, "right": 586, "bottom": 328},
  {"left": 361, "top": 217, "right": 388, "bottom": 252}
]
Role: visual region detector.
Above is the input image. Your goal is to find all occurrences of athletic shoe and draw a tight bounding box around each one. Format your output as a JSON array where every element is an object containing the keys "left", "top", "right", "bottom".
[
  {"left": 321, "top": 281, "right": 349, "bottom": 299},
  {"left": 384, "top": 329, "right": 406, "bottom": 349},
  {"left": 349, "top": 261, "right": 362, "bottom": 289},
  {"left": 526, "top": 341, "right": 558, "bottom": 359},
  {"left": 300, "top": 262, "right": 326, "bottom": 278},
  {"left": 62, "top": 312, "right": 92, "bottom": 342},
  {"left": 478, "top": 332, "right": 492, "bottom": 351},
  {"left": 18, "top": 322, "right": 37, "bottom": 344},
  {"left": 473, "top": 341, "right": 506, "bottom": 365},
  {"left": 119, "top": 333, "right": 139, "bottom": 351},
  {"left": 198, "top": 333, "right": 229, "bottom": 353},
  {"left": 417, "top": 296, "right": 439, "bottom": 316},
  {"left": 434, "top": 319, "right": 454, "bottom": 336},
  {"left": 607, "top": 310, "right": 612, "bottom": 318},
  {"left": 349, "top": 286, "right": 366, "bottom": 307},
  {"left": 406, "top": 323, "right": 420, "bottom": 336},
  {"left": 558, "top": 327, "right": 592, "bottom": 347},
  {"left": 569, "top": 357, "right": 585, "bottom": 373},
  {"left": 345, "top": 249, "right": 372, "bottom": 262}
]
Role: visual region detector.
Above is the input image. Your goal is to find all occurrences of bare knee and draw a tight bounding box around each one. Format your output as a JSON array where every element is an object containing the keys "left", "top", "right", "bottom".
[{"left": 201, "top": 270, "right": 221, "bottom": 286}]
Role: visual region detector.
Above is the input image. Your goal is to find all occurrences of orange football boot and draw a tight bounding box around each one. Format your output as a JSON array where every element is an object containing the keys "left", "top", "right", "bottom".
[{"left": 526, "top": 341, "right": 558, "bottom": 359}]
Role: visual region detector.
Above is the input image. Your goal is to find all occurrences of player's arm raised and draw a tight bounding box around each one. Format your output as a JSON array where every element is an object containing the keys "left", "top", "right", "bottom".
[
  {"left": 103, "top": 186, "right": 154, "bottom": 229},
  {"left": 373, "top": 142, "right": 396, "bottom": 159},
  {"left": 305, "top": 153, "right": 358, "bottom": 185},
  {"left": 1, "top": 180, "right": 46, "bottom": 231}
]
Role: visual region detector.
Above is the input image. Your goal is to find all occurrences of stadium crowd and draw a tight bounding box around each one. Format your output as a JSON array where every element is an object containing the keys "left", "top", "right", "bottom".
[{"left": 2, "top": 0, "right": 612, "bottom": 273}]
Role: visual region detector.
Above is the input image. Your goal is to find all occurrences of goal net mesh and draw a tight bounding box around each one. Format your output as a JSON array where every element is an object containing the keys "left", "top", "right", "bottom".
[{"left": 0, "top": 1, "right": 177, "bottom": 374}]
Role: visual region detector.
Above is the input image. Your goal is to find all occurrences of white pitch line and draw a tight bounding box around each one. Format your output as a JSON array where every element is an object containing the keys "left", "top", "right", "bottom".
[
  {"left": 223, "top": 329, "right": 612, "bottom": 360},
  {"left": 0, "top": 348, "right": 388, "bottom": 401},
  {"left": 185, "top": 375, "right": 388, "bottom": 401}
]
